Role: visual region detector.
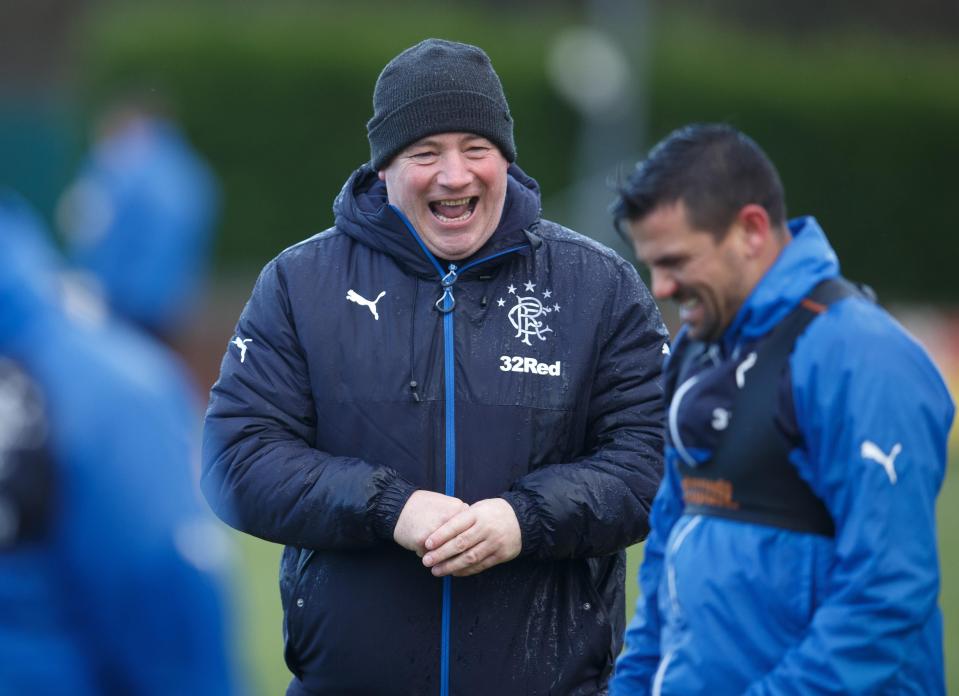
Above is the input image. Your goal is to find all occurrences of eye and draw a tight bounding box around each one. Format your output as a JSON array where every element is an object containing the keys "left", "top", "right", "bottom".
[
  {"left": 654, "top": 255, "right": 687, "bottom": 271},
  {"left": 465, "top": 145, "right": 490, "bottom": 158},
  {"left": 408, "top": 150, "right": 438, "bottom": 162}
]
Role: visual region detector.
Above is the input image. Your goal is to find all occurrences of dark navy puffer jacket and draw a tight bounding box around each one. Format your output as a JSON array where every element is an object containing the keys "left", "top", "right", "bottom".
[{"left": 202, "top": 164, "right": 667, "bottom": 695}]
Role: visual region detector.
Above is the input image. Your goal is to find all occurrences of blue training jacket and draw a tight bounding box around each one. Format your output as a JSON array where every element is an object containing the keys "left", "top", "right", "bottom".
[
  {"left": 61, "top": 116, "right": 218, "bottom": 335},
  {"left": 202, "top": 164, "right": 667, "bottom": 695},
  {"left": 611, "top": 216, "right": 955, "bottom": 695},
  {"left": 0, "top": 193, "right": 237, "bottom": 695}
]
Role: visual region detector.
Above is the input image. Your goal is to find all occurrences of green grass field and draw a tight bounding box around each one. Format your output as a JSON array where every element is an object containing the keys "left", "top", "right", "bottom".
[{"left": 229, "top": 450, "right": 959, "bottom": 694}]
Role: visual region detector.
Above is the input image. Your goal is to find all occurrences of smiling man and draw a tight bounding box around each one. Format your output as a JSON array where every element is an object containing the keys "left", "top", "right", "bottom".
[
  {"left": 610, "top": 124, "right": 954, "bottom": 695},
  {"left": 202, "top": 38, "right": 668, "bottom": 695},
  {"left": 377, "top": 130, "right": 508, "bottom": 261}
]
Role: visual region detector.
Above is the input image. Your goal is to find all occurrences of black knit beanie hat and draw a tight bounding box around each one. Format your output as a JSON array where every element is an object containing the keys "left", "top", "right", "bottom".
[{"left": 367, "top": 38, "right": 516, "bottom": 171}]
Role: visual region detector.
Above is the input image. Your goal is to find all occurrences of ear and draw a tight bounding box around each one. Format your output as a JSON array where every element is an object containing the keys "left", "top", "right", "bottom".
[
  {"left": 377, "top": 170, "right": 386, "bottom": 181},
  {"left": 734, "top": 204, "right": 772, "bottom": 258}
]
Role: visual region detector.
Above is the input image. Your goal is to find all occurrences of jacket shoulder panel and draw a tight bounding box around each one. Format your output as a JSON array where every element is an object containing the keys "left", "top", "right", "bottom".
[
  {"left": 273, "top": 227, "right": 346, "bottom": 267},
  {"left": 534, "top": 220, "right": 634, "bottom": 273},
  {"left": 791, "top": 296, "right": 952, "bottom": 412}
]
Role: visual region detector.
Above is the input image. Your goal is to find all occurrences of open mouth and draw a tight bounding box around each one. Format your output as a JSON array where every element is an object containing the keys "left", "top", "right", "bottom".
[
  {"left": 677, "top": 295, "right": 701, "bottom": 322},
  {"left": 429, "top": 197, "right": 478, "bottom": 223}
]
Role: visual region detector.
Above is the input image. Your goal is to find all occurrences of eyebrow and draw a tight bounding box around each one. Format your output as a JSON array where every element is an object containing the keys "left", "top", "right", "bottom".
[
  {"left": 406, "top": 140, "right": 440, "bottom": 152},
  {"left": 636, "top": 245, "right": 684, "bottom": 267},
  {"left": 651, "top": 253, "right": 687, "bottom": 268},
  {"left": 409, "top": 135, "right": 490, "bottom": 150}
]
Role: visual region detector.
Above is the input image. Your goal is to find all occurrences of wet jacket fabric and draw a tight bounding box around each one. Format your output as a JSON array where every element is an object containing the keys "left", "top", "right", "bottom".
[
  {"left": 611, "top": 217, "right": 955, "bottom": 695},
  {"left": 0, "top": 194, "right": 237, "bottom": 695},
  {"left": 202, "top": 164, "right": 667, "bottom": 695}
]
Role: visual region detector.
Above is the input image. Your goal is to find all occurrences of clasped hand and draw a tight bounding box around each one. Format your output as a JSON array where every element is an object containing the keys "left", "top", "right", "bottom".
[{"left": 393, "top": 490, "right": 522, "bottom": 577}]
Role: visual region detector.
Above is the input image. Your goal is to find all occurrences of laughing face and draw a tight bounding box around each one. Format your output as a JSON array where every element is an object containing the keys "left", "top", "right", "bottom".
[
  {"left": 379, "top": 132, "right": 509, "bottom": 261},
  {"left": 626, "top": 200, "right": 752, "bottom": 342}
]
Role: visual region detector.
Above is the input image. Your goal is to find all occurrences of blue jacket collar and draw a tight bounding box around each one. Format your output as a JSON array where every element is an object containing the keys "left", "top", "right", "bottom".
[
  {"left": 721, "top": 216, "right": 840, "bottom": 353},
  {"left": 333, "top": 163, "right": 542, "bottom": 278}
]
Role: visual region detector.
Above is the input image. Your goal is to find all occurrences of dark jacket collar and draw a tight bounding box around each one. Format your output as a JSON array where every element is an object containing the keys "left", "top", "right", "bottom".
[{"left": 333, "top": 163, "right": 542, "bottom": 278}]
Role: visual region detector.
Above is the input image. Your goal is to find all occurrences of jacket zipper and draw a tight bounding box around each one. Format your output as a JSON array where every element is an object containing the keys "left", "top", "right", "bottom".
[
  {"left": 654, "top": 514, "right": 702, "bottom": 695},
  {"left": 391, "top": 205, "right": 529, "bottom": 696},
  {"left": 652, "top": 647, "right": 674, "bottom": 696},
  {"left": 438, "top": 266, "right": 456, "bottom": 696},
  {"left": 668, "top": 374, "right": 702, "bottom": 468},
  {"left": 666, "top": 515, "right": 701, "bottom": 617}
]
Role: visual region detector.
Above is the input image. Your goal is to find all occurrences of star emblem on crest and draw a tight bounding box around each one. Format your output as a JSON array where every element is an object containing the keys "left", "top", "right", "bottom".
[{"left": 499, "top": 277, "right": 558, "bottom": 346}]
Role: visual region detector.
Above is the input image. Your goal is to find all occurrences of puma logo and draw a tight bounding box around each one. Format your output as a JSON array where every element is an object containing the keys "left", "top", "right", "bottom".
[
  {"left": 231, "top": 336, "right": 253, "bottom": 363},
  {"left": 860, "top": 440, "right": 902, "bottom": 485},
  {"left": 735, "top": 352, "right": 757, "bottom": 388},
  {"left": 347, "top": 289, "right": 386, "bottom": 320}
]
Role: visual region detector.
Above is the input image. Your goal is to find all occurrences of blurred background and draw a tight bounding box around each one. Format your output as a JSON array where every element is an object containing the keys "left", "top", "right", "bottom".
[{"left": 2, "top": 0, "right": 956, "bottom": 691}]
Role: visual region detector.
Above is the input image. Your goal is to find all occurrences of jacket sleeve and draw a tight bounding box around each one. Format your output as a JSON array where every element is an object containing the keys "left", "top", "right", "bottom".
[
  {"left": 201, "top": 258, "right": 417, "bottom": 548},
  {"left": 501, "top": 261, "right": 667, "bottom": 558},
  {"left": 610, "top": 455, "right": 685, "bottom": 695},
  {"left": 744, "top": 301, "right": 955, "bottom": 694}
]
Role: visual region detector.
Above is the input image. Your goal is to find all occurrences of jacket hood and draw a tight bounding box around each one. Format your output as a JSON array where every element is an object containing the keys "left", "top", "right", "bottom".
[
  {"left": 722, "top": 216, "right": 840, "bottom": 352},
  {"left": 332, "top": 162, "right": 542, "bottom": 278}
]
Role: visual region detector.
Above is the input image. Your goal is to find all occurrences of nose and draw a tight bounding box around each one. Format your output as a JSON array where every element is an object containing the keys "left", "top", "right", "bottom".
[
  {"left": 650, "top": 269, "right": 677, "bottom": 300},
  {"left": 436, "top": 151, "right": 473, "bottom": 190}
]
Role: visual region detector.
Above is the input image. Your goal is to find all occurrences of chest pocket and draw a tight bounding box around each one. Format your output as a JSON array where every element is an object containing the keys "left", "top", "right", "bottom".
[
  {"left": 668, "top": 348, "right": 746, "bottom": 467},
  {"left": 457, "top": 270, "right": 587, "bottom": 413}
]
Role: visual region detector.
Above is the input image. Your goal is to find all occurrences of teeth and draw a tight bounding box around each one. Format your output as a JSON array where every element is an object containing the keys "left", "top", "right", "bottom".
[
  {"left": 431, "top": 196, "right": 474, "bottom": 222},
  {"left": 434, "top": 210, "right": 472, "bottom": 222}
]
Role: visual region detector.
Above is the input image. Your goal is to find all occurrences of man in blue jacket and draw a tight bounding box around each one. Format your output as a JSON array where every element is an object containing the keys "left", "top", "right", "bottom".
[
  {"left": 610, "top": 123, "right": 954, "bottom": 694},
  {"left": 0, "top": 192, "right": 237, "bottom": 695},
  {"left": 59, "top": 98, "right": 218, "bottom": 342},
  {"left": 203, "top": 38, "right": 667, "bottom": 695}
]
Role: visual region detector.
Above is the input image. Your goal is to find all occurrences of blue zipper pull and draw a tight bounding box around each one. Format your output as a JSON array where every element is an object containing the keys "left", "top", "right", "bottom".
[{"left": 435, "top": 263, "right": 459, "bottom": 313}]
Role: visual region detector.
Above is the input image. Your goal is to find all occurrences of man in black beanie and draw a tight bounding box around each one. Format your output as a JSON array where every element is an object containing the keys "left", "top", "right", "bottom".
[{"left": 203, "top": 38, "right": 667, "bottom": 696}]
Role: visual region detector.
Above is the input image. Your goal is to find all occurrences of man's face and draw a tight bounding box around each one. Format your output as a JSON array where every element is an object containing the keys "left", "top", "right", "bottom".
[
  {"left": 379, "top": 132, "right": 509, "bottom": 261},
  {"left": 626, "top": 200, "right": 751, "bottom": 342}
]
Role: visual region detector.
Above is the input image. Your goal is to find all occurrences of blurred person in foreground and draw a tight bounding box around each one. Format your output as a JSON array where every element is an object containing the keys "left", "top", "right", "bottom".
[
  {"left": 0, "top": 192, "right": 238, "bottom": 695},
  {"left": 610, "top": 123, "right": 954, "bottom": 695},
  {"left": 58, "top": 95, "right": 218, "bottom": 344},
  {"left": 203, "top": 38, "right": 667, "bottom": 695}
]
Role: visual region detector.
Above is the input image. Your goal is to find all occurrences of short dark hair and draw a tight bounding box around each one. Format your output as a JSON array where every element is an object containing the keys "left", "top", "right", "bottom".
[{"left": 612, "top": 123, "right": 786, "bottom": 238}]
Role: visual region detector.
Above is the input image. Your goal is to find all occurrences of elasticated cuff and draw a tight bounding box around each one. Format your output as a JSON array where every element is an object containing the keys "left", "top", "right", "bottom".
[
  {"left": 499, "top": 491, "right": 543, "bottom": 558},
  {"left": 371, "top": 476, "right": 419, "bottom": 541}
]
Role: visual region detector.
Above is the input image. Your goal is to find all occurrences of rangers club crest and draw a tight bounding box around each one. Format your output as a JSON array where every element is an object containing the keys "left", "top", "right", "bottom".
[{"left": 497, "top": 280, "right": 560, "bottom": 346}]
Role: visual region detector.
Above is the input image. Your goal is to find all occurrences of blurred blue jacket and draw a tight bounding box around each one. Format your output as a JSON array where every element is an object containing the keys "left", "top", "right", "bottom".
[
  {"left": 61, "top": 114, "right": 218, "bottom": 335},
  {"left": 611, "top": 217, "right": 954, "bottom": 695},
  {"left": 0, "top": 192, "right": 237, "bottom": 695}
]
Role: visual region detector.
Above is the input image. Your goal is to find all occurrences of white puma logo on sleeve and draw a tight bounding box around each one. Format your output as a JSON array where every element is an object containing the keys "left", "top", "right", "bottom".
[
  {"left": 231, "top": 336, "right": 253, "bottom": 363},
  {"left": 861, "top": 440, "right": 902, "bottom": 485}
]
